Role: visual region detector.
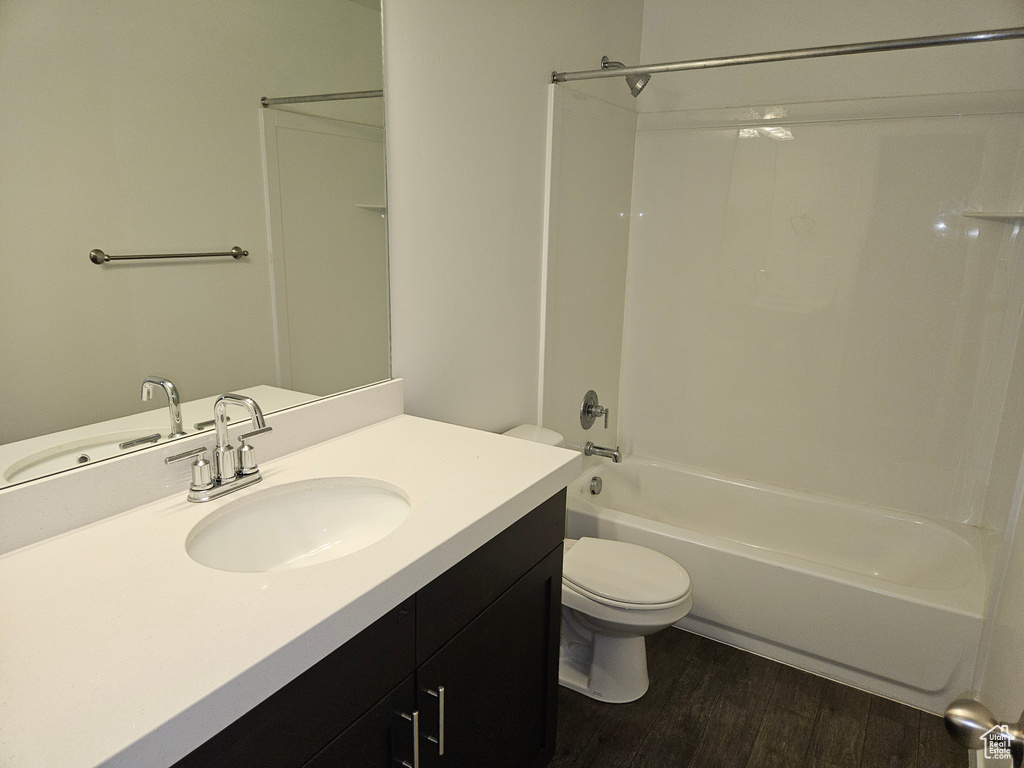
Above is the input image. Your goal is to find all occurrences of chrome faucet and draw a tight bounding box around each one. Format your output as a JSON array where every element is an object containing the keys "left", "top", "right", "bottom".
[
  {"left": 584, "top": 442, "right": 622, "bottom": 463},
  {"left": 212, "top": 393, "right": 266, "bottom": 483},
  {"left": 141, "top": 376, "right": 186, "bottom": 439},
  {"left": 165, "top": 393, "right": 272, "bottom": 502}
]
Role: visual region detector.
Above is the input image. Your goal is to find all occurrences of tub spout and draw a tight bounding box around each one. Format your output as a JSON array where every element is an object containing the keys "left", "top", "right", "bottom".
[{"left": 584, "top": 442, "right": 622, "bottom": 463}]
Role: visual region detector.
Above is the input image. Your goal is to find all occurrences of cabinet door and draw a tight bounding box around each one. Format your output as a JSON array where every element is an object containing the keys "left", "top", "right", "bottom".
[
  {"left": 416, "top": 546, "right": 562, "bottom": 768},
  {"left": 416, "top": 490, "right": 565, "bottom": 666},
  {"left": 305, "top": 676, "right": 417, "bottom": 768},
  {"left": 172, "top": 598, "right": 415, "bottom": 768}
]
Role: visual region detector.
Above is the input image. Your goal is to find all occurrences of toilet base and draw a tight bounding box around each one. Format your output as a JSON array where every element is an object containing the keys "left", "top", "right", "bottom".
[{"left": 558, "top": 609, "right": 650, "bottom": 704}]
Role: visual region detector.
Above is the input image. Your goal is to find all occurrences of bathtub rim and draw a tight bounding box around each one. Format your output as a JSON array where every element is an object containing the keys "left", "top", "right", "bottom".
[{"left": 568, "top": 456, "right": 987, "bottom": 618}]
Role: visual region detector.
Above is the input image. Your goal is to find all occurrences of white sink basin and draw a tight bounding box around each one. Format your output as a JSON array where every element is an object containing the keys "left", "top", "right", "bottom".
[
  {"left": 2, "top": 430, "right": 160, "bottom": 484},
  {"left": 185, "top": 477, "right": 411, "bottom": 572}
]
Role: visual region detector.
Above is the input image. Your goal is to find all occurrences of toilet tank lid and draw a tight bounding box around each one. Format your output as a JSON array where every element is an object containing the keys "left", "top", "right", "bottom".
[
  {"left": 563, "top": 537, "right": 691, "bottom": 605},
  {"left": 502, "top": 424, "right": 565, "bottom": 447}
]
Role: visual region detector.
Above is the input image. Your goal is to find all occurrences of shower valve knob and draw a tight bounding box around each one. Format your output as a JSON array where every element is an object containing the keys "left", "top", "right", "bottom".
[{"left": 580, "top": 390, "right": 609, "bottom": 430}]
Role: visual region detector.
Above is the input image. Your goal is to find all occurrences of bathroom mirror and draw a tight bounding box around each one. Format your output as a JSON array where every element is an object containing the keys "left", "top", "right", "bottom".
[{"left": 0, "top": 0, "right": 389, "bottom": 487}]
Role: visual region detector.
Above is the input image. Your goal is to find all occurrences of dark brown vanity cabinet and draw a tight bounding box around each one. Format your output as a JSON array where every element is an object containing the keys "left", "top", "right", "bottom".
[{"left": 172, "top": 489, "right": 565, "bottom": 768}]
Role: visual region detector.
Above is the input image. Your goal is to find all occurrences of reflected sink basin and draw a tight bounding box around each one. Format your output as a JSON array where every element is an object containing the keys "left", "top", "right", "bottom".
[
  {"left": 3, "top": 430, "right": 160, "bottom": 484},
  {"left": 185, "top": 477, "right": 411, "bottom": 572}
]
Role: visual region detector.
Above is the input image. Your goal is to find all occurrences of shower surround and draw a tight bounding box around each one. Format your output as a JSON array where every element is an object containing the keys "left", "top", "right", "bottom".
[
  {"left": 542, "top": 87, "right": 1024, "bottom": 711},
  {"left": 619, "top": 94, "right": 1024, "bottom": 528}
]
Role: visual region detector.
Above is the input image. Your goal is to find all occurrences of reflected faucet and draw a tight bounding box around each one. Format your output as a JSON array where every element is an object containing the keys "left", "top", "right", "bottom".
[{"left": 141, "top": 377, "right": 186, "bottom": 439}]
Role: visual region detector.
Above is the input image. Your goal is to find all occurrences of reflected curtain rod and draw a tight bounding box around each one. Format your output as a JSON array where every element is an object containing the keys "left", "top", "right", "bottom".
[
  {"left": 551, "top": 26, "right": 1024, "bottom": 84},
  {"left": 261, "top": 89, "right": 383, "bottom": 108}
]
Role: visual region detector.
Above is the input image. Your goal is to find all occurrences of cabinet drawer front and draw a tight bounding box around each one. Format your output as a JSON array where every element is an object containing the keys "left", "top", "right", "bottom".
[
  {"left": 305, "top": 675, "right": 416, "bottom": 768},
  {"left": 172, "top": 597, "right": 415, "bottom": 768},
  {"left": 416, "top": 489, "right": 565, "bottom": 666}
]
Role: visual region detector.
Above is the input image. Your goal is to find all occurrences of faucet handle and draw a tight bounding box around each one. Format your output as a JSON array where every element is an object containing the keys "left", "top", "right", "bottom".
[
  {"left": 165, "top": 447, "right": 207, "bottom": 464},
  {"left": 238, "top": 426, "right": 272, "bottom": 476},
  {"left": 238, "top": 426, "right": 273, "bottom": 443},
  {"left": 580, "top": 390, "right": 610, "bottom": 430},
  {"left": 165, "top": 447, "right": 214, "bottom": 491}
]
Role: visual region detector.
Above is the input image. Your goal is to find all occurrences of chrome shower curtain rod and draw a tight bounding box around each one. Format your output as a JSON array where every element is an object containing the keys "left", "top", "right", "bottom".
[
  {"left": 261, "top": 89, "right": 383, "bottom": 108},
  {"left": 551, "top": 26, "right": 1024, "bottom": 84}
]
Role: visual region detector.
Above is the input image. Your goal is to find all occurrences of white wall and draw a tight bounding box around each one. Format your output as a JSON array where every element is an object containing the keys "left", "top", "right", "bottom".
[{"left": 382, "top": 0, "right": 644, "bottom": 431}]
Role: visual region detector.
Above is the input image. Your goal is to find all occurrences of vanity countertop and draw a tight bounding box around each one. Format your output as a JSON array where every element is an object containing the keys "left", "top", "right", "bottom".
[{"left": 0, "top": 414, "right": 581, "bottom": 768}]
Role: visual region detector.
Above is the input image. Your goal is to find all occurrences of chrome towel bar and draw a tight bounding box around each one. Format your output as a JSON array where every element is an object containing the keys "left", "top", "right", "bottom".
[
  {"left": 89, "top": 246, "right": 248, "bottom": 264},
  {"left": 261, "top": 89, "right": 383, "bottom": 107}
]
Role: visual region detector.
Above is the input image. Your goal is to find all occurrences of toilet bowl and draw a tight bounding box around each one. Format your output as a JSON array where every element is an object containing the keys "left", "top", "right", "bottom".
[
  {"left": 502, "top": 424, "right": 694, "bottom": 703},
  {"left": 560, "top": 537, "right": 692, "bottom": 702}
]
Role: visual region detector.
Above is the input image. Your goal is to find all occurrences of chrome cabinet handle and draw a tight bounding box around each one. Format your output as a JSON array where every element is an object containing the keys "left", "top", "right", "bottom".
[
  {"left": 400, "top": 710, "right": 420, "bottom": 768},
  {"left": 426, "top": 686, "right": 445, "bottom": 755}
]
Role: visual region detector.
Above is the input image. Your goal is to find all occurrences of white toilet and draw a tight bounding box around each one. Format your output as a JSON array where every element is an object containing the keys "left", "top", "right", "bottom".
[{"left": 503, "top": 425, "right": 694, "bottom": 703}]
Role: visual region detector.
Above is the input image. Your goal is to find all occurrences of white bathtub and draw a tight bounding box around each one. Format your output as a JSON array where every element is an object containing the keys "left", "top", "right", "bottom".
[{"left": 565, "top": 457, "right": 987, "bottom": 713}]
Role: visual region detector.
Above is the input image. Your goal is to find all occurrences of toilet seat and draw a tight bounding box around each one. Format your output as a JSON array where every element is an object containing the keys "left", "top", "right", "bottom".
[
  {"left": 563, "top": 538, "right": 691, "bottom": 609},
  {"left": 562, "top": 580, "right": 691, "bottom": 612}
]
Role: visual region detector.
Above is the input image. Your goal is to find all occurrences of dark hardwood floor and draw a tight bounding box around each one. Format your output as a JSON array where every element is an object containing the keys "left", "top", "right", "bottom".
[{"left": 553, "top": 628, "right": 968, "bottom": 768}]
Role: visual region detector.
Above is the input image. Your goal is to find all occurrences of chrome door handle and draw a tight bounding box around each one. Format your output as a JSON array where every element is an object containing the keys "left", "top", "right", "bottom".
[
  {"left": 426, "top": 686, "right": 445, "bottom": 755},
  {"left": 946, "top": 698, "right": 1024, "bottom": 768},
  {"left": 400, "top": 710, "right": 420, "bottom": 768}
]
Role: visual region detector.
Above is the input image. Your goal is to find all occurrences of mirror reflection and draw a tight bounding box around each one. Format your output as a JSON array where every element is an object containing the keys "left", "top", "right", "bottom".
[{"left": 0, "top": 0, "right": 389, "bottom": 487}]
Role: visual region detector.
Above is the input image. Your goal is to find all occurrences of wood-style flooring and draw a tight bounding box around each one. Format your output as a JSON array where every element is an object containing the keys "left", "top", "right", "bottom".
[{"left": 553, "top": 628, "right": 967, "bottom": 768}]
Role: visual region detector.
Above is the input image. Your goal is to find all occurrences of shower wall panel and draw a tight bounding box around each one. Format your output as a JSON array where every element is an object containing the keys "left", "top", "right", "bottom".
[
  {"left": 637, "top": 0, "right": 1024, "bottom": 113},
  {"left": 618, "top": 99, "right": 1024, "bottom": 525},
  {"left": 541, "top": 87, "right": 637, "bottom": 448}
]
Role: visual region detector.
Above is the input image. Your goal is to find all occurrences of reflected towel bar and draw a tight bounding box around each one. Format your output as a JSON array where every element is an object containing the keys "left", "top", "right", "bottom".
[
  {"left": 89, "top": 246, "right": 248, "bottom": 264},
  {"left": 260, "top": 89, "right": 383, "bottom": 107}
]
